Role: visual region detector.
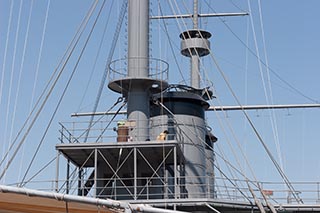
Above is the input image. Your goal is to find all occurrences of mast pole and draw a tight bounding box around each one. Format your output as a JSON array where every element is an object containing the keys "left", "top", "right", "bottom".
[
  {"left": 127, "top": 0, "right": 150, "bottom": 141},
  {"left": 193, "top": 0, "right": 198, "bottom": 28},
  {"left": 191, "top": 0, "right": 200, "bottom": 88}
]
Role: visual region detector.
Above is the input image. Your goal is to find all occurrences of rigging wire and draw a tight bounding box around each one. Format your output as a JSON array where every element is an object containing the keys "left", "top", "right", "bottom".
[
  {"left": 241, "top": 0, "right": 287, "bottom": 205},
  {"left": 167, "top": 0, "right": 254, "bottom": 194},
  {"left": 214, "top": 156, "right": 231, "bottom": 199},
  {"left": 214, "top": 160, "right": 252, "bottom": 203},
  {"left": 19, "top": 0, "right": 107, "bottom": 185},
  {"left": 208, "top": 31, "right": 303, "bottom": 204},
  {"left": 177, "top": 0, "right": 214, "bottom": 88},
  {"left": 0, "top": 0, "right": 14, "bottom": 178},
  {"left": 61, "top": 151, "right": 95, "bottom": 194},
  {"left": 2, "top": 0, "right": 24, "bottom": 182},
  {"left": 0, "top": 0, "right": 100, "bottom": 181},
  {"left": 77, "top": 0, "right": 115, "bottom": 112},
  {"left": 213, "top": 124, "right": 251, "bottom": 196},
  {"left": 95, "top": 99, "right": 126, "bottom": 142},
  {"left": 155, "top": 99, "right": 253, "bottom": 202},
  {"left": 168, "top": 0, "right": 214, "bottom": 88},
  {"left": 167, "top": 0, "right": 200, "bottom": 84},
  {"left": 247, "top": 0, "right": 283, "bottom": 173},
  {"left": 156, "top": 1, "right": 187, "bottom": 84},
  {"left": 243, "top": 8, "right": 250, "bottom": 175},
  {"left": 83, "top": 0, "right": 127, "bottom": 143},
  {"left": 13, "top": 0, "right": 35, "bottom": 182},
  {"left": 165, "top": 0, "right": 254, "bottom": 199},
  {"left": 29, "top": 0, "right": 51, "bottom": 114},
  {"left": 169, "top": 0, "right": 302, "bottom": 204},
  {"left": 256, "top": 0, "right": 284, "bottom": 173},
  {"left": 75, "top": 97, "right": 125, "bottom": 142},
  {"left": 215, "top": 144, "right": 248, "bottom": 199},
  {"left": 20, "top": 154, "right": 60, "bottom": 187},
  {"left": 0, "top": 0, "right": 97, "bottom": 171},
  {"left": 52, "top": 97, "right": 126, "bottom": 192},
  {"left": 157, "top": 97, "right": 285, "bottom": 207},
  {"left": 213, "top": 96, "right": 268, "bottom": 198},
  {"left": 200, "top": 0, "right": 303, "bottom": 203},
  {"left": 203, "top": 0, "right": 318, "bottom": 104},
  {"left": 229, "top": 0, "right": 247, "bottom": 12}
]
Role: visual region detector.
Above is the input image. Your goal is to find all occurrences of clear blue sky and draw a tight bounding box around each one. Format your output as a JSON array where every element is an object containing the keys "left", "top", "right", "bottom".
[{"left": 0, "top": 0, "right": 319, "bottom": 199}]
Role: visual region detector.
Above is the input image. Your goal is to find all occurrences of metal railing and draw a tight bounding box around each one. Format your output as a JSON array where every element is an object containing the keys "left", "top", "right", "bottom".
[
  {"left": 56, "top": 119, "right": 320, "bottom": 205},
  {"left": 58, "top": 117, "right": 180, "bottom": 143},
  {"left": 108, "top": 57, "right": 169, "bottom": 82},
  {"left": 25, "top": 176, "right": 320, "bottom": 205},
  {"left": 59, "top": 120, "right": 118, "bottom": 143}
]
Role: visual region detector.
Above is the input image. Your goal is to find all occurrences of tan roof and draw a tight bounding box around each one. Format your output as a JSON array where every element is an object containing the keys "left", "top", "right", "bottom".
[{"left": 0, "top": 192, "right": 118, "bottom": 213}]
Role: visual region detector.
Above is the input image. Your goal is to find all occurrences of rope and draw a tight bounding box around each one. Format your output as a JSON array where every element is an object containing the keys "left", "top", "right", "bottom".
[
  {"left": 156, "top": 1, "right": 187, "bottom": 85},
  {"left": 83, "top": 0, "right": 127, "bottom": 143},
  {"left": 75, "top": 96, "right": 124, "bottom": 142},
  {"left": 0, "top": 1, "right": 14, "bottom": 169},
  {"left": 0, "top": 0, "right": 99, "bottom": 169},
  {"left": 171, "top": 0, "right": 303, "bottom": 204},
  {"left": 210, "top": 43, "right": 302, "bottom": 203},
  {"left": 2, "top": 0, "right": 24, "bottom": 182},
  {"left": 29, "top": 0, "right": 51, "bottom": 114},
  {"left": 5, "top": 0, "right": 23, "bottom": 144},
  {"left": 203, "top": 0, "right": 318, "bottom": 104},
  {"left": 95, "top": 98, "right": 126, "bottom": 142},
  {"left": 20, "top": 153, "right": 60, "bottom": 187},
  {"left": 0, "top": 0, "right": 100, "bottom": 182},
  {"left": 56, "top": 97, "right": 125, "bottom": 193},
  {"left": 214, "top": 155, "right": 231, "bottom": 199},
  {"left": 19, "top": 0, "right": 106, "bottom": 185},
  {"left": 213, "top": 97, "right": 262, "bottom": 187},
  {"left": 247, "top": 0, "right": 284, "bottom": 175},
  {"left": 77, "top": 0, "right": 116, "bottom": 112},
  {"left": 206, "top": 1, "right": 303, "bottom": 204},
  {"left": 16, "top": 0, "right": 36, "bottom": 183},
  {"left": 168, "top": 0, "right": 214, "bottom": 88},
  {"left": 214, "top": 144, "right": 251, "bottom": 199},
  {"left": 155, "top": 100, "right": 253, "bottom": 202},
  {"left": 256, "top": 0, "right": 284, "bottom": 178}
]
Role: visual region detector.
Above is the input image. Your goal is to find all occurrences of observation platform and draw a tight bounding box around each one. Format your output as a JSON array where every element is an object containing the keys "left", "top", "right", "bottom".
[
  {"left": 108, "top": 57, "right": 169, "bottom": 95},
  {"left": 56, "top": 140, "right": 183, "bottom": 168}
]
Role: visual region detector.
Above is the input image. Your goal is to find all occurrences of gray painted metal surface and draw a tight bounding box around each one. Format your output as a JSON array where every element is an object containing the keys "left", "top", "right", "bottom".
[
  {"left": 150, "top": 114, "right": 207, "bottom": 198},
  {"left": 127, "top": 0, "right": 150, "bottom": 141}
]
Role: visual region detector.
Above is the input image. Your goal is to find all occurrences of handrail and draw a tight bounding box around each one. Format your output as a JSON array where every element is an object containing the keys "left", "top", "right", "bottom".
[
  {"left": 108, "top": 57, "right": 169, "bottom": 82},
  {"left": 58, "top": 117, "right": 181, "bottom": 143},
  {"left": 23, "top": 176, "right": 320, "bottom": 205}
]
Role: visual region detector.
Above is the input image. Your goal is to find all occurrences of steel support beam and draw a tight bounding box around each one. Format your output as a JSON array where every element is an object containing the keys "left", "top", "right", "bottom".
[
  {"left": 150, "top": 12, "right": 249, "bottom": 19},
  {"left": 94, "top": 148, "right": 97, "bottom": 198},
  {"left": 71, "top": 104, "right": 320, "bottom": 117},
  {"left": 174, "top": 146, "right": 178, "bottom": 206},
  {"left": 134, "top": 147, "right": 137, "bottom": 200},
  {"left": 55, "top": 151, "right": 60, "bottom": 192},
  {"left": 66, "top": 160, "right": 70, "bottom": 194}
]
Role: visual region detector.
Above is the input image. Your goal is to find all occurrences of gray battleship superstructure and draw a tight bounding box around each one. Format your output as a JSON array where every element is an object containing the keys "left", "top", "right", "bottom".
[
  {"left": 57, "top": 0, "right": 220, "bottom": 211},
  {"left": 54, "top": 0, "right": 320, "bottom": 212},
  {"left": 1, "top": 0, "right": 320, "bottom": 213}
]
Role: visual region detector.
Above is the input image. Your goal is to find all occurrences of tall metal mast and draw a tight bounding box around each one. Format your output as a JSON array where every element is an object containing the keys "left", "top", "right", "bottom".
[
  {"left": 180, "top": 0, "right": 211, "bottom": 89},
  {"left": 127, "top": 0, "right": 150, "bottom": 141},
  {"left": 108, "top": 0, "right": 168, "bottom": 141},
  {"left": 191, "top": 0, "right": 200, "bottom": 88}
]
